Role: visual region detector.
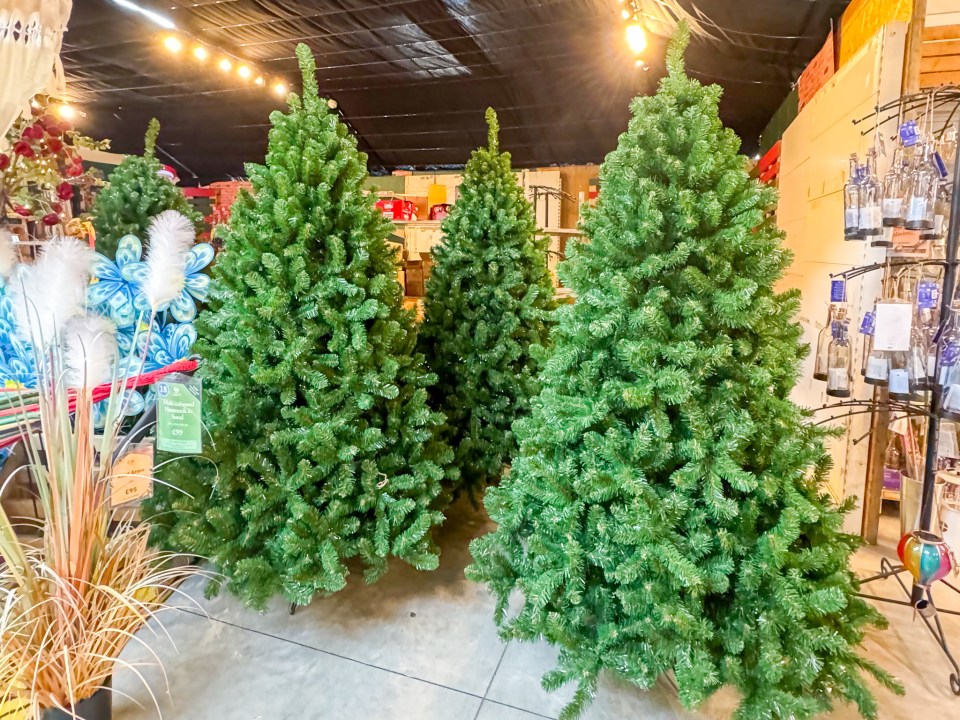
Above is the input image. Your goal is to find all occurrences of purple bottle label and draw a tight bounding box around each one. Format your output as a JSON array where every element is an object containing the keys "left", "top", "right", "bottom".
[
  {"left": 900, "top": 120, "right": 920, "bottom": 147},
  {"left": 830, "top": 280, "right": 846, "bottom": 303},
  {"left": 860, "top": 311, "right": 876, "bottom": 335},
  {"left": 918, "top": 280, "right": 940, "bottom": 310}
]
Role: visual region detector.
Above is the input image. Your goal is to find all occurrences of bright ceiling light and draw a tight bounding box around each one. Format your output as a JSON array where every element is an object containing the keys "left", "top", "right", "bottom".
[
  {"left": 219, "top": 58, "right": 233, "bottom": 72},
  {"left": 163, "top": 36, "right": 182, "bottom": 53},
  {"left": 621, "top": 9, "right": 630, "bottom": 19},
  {"left": 56, "top": 104, "right": 76, "bottom": 120},
  {"left": 193, "top": 45, "right": 208, "bottom": 61},
  {"left": 254, "top": 76, "right": 265, "bottom": 86},
  {"left": 274, "top": 82, "right": 288, "bottom": 97},
  {"left": 635, "top": 59, "right": 645, "bottom": 68},
  {"left": 626, "top": 23, "right": 646, "bottom": 54},
  {"left": 108, "top": 0, "right": 176, "bottom": 30},
  {"left": 238, "top": 65, "right": 252, "bottom": 79}
]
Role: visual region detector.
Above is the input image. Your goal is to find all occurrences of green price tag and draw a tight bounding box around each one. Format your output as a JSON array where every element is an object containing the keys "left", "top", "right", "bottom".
[{"left": 155, "top": 375, "right": 202, "bottom": 454}]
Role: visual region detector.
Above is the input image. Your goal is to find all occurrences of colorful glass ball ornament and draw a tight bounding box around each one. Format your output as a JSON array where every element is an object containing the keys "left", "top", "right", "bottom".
[{"left": 897, "top": 530, "right": 953, "bottom": 589}]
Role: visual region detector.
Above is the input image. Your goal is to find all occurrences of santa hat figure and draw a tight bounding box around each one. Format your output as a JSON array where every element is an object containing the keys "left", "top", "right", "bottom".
[{"left": 158, "top": 164, "right": 179, "bottom": 184}]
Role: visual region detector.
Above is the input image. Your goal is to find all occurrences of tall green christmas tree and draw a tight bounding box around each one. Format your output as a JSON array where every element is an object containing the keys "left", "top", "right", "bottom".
[
  {"left": 144, "top": 44, "right": 454, "bottom": 610},
  {"left": 91, "top": 119, "right": 201, "bottom": 256},
  {"left": 467, "top": 26, "right": 899, "bottom": 720},
  {"left": 418, "top": 109, "right": 554, "bottom": 500}
]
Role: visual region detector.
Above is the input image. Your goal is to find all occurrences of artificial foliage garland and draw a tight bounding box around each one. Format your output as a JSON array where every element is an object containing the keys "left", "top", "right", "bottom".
[
  {"left": 467, "top": 25, "right": 901, "bottom": 720},
  {"left": 418, "top": 108, "right": 554, "bottom": 500},
  {"left": 144, "top": 44, "right": 455, "bottom": 610},
  {"left": 90, "top": 119, "right": 201, "bottom": 257}
]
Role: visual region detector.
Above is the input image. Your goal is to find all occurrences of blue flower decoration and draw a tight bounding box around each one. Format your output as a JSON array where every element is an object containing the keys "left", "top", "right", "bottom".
[
  {"left": 0, "top": 284, "right": 36, "bottom": 389},
  {"left": 129, "top": 243, "right": 214, "bottom": 322},
  {"left": 119, "top": 319, "right": 197, "bottom": 376},
  {"left": 88, "top": 234, "right": 144, "bottom": 329}
]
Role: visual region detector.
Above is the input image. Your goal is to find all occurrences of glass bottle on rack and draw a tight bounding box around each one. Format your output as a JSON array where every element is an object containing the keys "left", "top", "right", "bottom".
[
  {"left": 883, "top": 145, "right": 907, "bottom": 228},
  {"left": 814, "top": 305, "right": 834, "bottom": 381},
  {"left": 860, "top": 148, "right": 883, "bottom": 240},
  {"left": 905, "top": 144, "right": 936, "bottom": 231},
  {"left": 861, "top": 311, "right": 890, "bottom": 385},
  {"left": 844, "top": 153, "right": 862, "bottom": 240},
  {"left": 938, "top": 303, "right": 960, "bottom": 419},
  {"left": 826, "top": 306, "right": 853, "bottom": 398}
]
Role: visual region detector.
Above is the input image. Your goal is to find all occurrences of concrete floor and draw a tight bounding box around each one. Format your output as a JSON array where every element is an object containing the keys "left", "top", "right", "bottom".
[{"left": 114, "top": 501, "right": 960, "bottom": 720}]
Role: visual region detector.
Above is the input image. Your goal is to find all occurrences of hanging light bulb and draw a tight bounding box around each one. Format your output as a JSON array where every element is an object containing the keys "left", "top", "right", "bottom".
[
  {"left": 193, "top": 45, "right": 208, "bottom": 61},
  {"left": 163, "top": 36, "right": 182, "bottom": 53},
  {"left": 56, "top": 104, "right": 76, "bottom": 120},
  {"left": 254, "top": 76, "right": 265, "bottom": 86},
  {"left": 626, "top": 23, "right": 646, "bottom": 54},
  {"left": 621, "top": 9, "right": 631, "bottom": 19},
  {"left": 274, "top": 81, "right": 288, "bottom": 97},
  {"left": 219, "top": 58, "right": 233, "bottom": 72},
  {"left": 238, "top": 65, "right": 252, "bottom": 80}
]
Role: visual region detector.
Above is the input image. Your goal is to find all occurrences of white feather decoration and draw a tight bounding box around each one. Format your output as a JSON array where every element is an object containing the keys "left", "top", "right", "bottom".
[
  {"left": 143, "top": 210, "right": 195, "bottom": 311},
  {"left": 0, "top": 228, "right": 17, "bottom": 277},
  {"left": 63, "top": 314, "right": 117, "bottom": 388},
  {"left": 10, "top": 237, "right": 93, "bottom": 348}
]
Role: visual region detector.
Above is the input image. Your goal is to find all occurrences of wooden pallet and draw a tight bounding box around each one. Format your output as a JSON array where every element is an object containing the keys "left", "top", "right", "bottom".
[{"left": 921, "top": 24, "right": 960, "bottom": 88}]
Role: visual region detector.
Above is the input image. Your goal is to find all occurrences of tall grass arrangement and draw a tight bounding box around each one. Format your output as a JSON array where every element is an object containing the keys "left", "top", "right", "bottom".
[{"left": 0, "top": 217, "right": 204, "bottom": 718}]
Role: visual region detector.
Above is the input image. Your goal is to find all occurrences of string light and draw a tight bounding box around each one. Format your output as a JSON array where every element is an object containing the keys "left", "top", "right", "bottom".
[
  {"left": 255, "top": 76, "right": 265, "bottom": 86},
  {"left": 238, "top": 65, "right": 252, "bottom": 80},
  {"left": 193, "top": 45, "right": 208, "bottom": 61},
  {"left": 163, "top": 36, "right": 182, "bottom": 53},
  {"left": 274, "top": 82, "right": 288, "bottom": 97},
  {"left": 626, "top": 23, "right": 646, "bottom": 54},
  {"left": 56, "top": 104, "right": 76, "bottom": 120},
  {"left": 219, "top": 58, "right": 233, "bottom": 72},
  {"left": 621, "top": 9, "right": 630, "bottom": 19}
]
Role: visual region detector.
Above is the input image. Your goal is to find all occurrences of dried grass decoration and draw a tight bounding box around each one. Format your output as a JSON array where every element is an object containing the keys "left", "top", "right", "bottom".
[{"left": 0, "top": 218, "right": 207, "bottom": 718}]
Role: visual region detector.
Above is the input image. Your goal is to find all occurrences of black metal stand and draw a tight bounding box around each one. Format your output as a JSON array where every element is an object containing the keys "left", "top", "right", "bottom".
[
  {"left": 858, "top": 558, "right": 960, "bottom": 695},
  {"left": 848, "top": 87, "right": 960, "bottom": 698}
]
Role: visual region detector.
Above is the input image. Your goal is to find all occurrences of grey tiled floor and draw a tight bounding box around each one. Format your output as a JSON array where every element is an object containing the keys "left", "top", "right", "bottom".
[{"left": 115, "top": 502, "right": 960, "bottom": 720}]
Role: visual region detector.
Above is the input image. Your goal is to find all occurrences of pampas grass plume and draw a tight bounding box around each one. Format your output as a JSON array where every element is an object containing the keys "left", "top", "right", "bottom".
[
  {"left": 64, "top": 314, "right": 117, "bottom": 388},
  {"left": 11, "top": 237, "right": 93, "bottom": 348},
  {"left": 143, "top": 210, "right": 195, "bottom": 310}
]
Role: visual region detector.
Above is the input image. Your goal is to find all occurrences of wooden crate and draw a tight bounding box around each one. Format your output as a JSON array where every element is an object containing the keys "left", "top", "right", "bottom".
[{"left": 921, "top": 24, "right": 960, "bottom": 88}]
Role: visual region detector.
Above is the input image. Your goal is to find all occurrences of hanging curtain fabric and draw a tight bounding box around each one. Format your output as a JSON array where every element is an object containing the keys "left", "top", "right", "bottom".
[{"left": 0, "top": 0, "right": 73, "bottom": 144}]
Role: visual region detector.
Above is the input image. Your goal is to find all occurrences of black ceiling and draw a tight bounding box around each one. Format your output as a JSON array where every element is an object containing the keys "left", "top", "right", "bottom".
[{"left": 62, "top": 0, "right": 849, "bottom": 185}]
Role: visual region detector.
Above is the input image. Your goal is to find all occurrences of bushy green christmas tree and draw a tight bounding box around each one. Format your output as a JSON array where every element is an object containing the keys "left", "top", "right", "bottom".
[
  {"left": 144, "top": 44, "right": 454, "bottom": 610},
  {"left": 467, "top": 26, "right": 899, "bottom": 720},
  {"left": 91, "top": 118, "right": 201, "bottom": 256},
  {"left": 418, "top": 109, "right": 554, "bottom": 499}
]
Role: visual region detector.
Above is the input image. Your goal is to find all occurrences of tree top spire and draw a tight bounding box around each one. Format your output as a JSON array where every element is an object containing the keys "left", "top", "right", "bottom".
[
  {"left": 485, "top": 107, "right": 499, "bottom": 153},
  {"left": 666, "top": 21, "right": 691, "bottom": 79},
  {"left": 295, "top": 43, "right": 319, "bottom": 104},
  {"left": 144, "top": 118, "right": 160, "bottom": 158}
]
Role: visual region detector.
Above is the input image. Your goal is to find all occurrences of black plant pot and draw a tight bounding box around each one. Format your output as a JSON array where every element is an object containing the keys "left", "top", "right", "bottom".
[{"left": 43, "top": 681, "right": 111, "bottom": 720}]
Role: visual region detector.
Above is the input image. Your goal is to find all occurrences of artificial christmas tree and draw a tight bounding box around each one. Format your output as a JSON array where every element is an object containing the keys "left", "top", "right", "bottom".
[
  {"left": 144, "top": 44, "right": 454, "bottom": 609},
  {"left": 467, "top": 25, "right": 899, "bottom": 720},
  {"left": 418, "top": 109, "right": 554, "bottom": 499},
  {"left": 90, "top": 118, "right": 201, "bottom": 256}
]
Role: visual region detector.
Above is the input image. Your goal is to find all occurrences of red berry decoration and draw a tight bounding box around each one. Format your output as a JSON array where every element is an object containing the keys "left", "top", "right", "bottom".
[
  {"left": 45, "top": 137, "right": 63, "bottom": 154},
  {"left": 0, "top": 153, "right": 9, "bottom": 171},
  {"left": 56, "top": 182, "right": 74, "bottom": 200},
  {"left": 41, "top": 213, "right": 60, "bottom": 226},
  {"left": 65, "top": 162, "right": 83, "bottom": 178},
  {"left": 12, "top": 140, "right": 34, "bottom": 158},
  {"left": 40, "top": 115, "right": 63, "bottom": 136},
  {"left": 21, "top": 124, "right": 44, "bottom": 141},
  {"left": 13, "top": 205, "right": 32, "bottom": 217}
]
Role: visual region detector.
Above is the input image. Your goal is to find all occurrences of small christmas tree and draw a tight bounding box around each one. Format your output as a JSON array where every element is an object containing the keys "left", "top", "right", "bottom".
[
  {"left": 418, "top": 109, "right": 554, "bottom": 499},
  {"left": 467, "top": 25, "right": 899, "bottom": 720},
  {"left": 144, "top": 44, "right": 453, "bottom": 610},
  {"left": 91, "top": 119, "right": 201, "bottom": 256}
]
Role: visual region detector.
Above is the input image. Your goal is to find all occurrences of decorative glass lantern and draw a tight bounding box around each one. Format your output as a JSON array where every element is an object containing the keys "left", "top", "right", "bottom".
[
  {"left": 889, "top": 351, "right": 912, "bottom": 401},
  {"left": 937, "top": 304, "right": 960, "bottom": 420},
  {"left": 826, "top": 306, "right": 853, "bottom": 398}
]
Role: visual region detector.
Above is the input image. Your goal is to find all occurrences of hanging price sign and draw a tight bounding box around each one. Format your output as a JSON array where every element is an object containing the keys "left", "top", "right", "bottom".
[
  {"left": 110, "top": 442, "right": 154, "bottom": 507},
  {"left": 156, "top": 374, "right": 203, "bottom": 454},
  {"left": 830, "top": 279, "right": 846, "bottom": 303}
]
